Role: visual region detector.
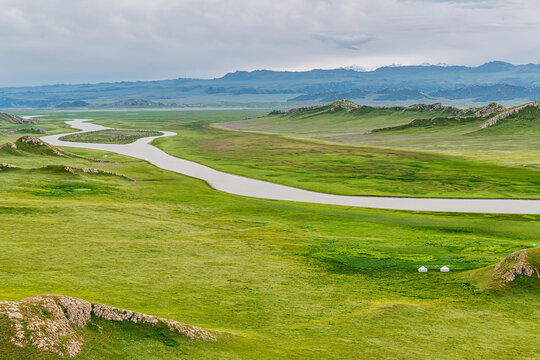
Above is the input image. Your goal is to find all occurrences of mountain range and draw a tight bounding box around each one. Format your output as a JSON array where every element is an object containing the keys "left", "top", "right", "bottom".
[{"left": 2, "top": 61, "right": 540, "bottom": 108}]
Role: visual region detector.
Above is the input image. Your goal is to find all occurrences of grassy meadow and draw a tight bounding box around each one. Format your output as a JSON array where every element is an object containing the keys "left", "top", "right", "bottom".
[
  {"left": 0, "top": 110, "right": 538, "bottom": 359},
  {"left": 43, "top": 110, "right": 540, "bottom": 199},
  {"left": 218, "top": 103, "right": 540, "bottom": 169},
  {"left": 59, "top": 129, "right": 163, "bottom": 144}
]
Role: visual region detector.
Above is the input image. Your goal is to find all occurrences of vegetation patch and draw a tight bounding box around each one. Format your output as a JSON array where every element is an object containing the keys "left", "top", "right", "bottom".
[
  {"left": 38, "top": 165, "right": 135, "bottom": 181},
  {"left": 59, "top": 129, "right": 163, "bottom": 144}
]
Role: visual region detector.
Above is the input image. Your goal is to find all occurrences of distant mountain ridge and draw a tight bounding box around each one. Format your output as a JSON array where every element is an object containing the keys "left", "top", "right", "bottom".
[{"left": 2, "top": 61, "right": 540, "bottom": 108}]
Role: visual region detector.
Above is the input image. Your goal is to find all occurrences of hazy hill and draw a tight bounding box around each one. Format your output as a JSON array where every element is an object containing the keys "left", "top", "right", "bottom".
[
  {"left": 56, "top": 100, "right": 90, "bottom": 108},
  {"left": 2, "top": 62, "right": 540, "bottom": 108}
]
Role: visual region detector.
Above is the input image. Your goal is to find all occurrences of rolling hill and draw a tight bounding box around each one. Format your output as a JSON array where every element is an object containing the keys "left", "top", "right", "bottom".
[
  {"left": 218, "top": 100, "right": 493, "bottom": 136},
  {"left": 217, "top": 100, "right": 540, "bottom": 168}
]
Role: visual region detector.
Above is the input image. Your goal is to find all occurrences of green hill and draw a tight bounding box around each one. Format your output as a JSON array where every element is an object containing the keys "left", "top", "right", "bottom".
[
  {"left": 217, "top": 100, "right": 540, "bottom": 168},
  {"left": 0, "top": 113, "right": 39, "bottom": 124},
  {"left": 0, "top": 113, "right": 25, "bottom": 124},
  {"left": 0, "top": 136, "right": 108, "bottom": 164},
  {"left": 476, "top": 103, "right": 540, "bottom": 134},
  {"left": 462, "top": 248, "right": 540, "bottom": 291},
  {"left": 0, "top": 136, "right": 71, "bottom": 156},
  {"left": 219, "top": 100, "right": 471, "bottom": 136}
]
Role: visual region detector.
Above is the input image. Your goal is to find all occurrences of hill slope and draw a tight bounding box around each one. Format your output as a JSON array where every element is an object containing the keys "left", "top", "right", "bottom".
[
  {"left": 0, "top": 113, "right": 39, "bottom": 125},
  {"left": 219, "top": 100, "right": 484, "bottom": 136},
  {"left": 217, "top": 100, "right": 540, "bottom": 167}
]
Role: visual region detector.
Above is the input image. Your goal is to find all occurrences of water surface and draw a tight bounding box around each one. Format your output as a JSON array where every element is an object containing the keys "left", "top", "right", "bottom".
[{"left": 40, "top": 119, "right": 540, "bottom": 214}]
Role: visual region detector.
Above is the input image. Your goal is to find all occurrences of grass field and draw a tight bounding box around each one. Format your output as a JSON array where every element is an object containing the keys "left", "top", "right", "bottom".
[
  {"left": 218, "top": 103, "right": 540, "bottom": 169},
  {"left": 0, "top": 110, "right": 539, "bottom": 359},
  {"left": 42, "top": 110, "right": 540, "bottom": 199},
  {"left": 59, "top": 129, "right": 163, "bottom": 144}
]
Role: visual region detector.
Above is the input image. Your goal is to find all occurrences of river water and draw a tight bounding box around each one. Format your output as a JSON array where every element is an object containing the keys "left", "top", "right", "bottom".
[{"left": 40, "top": 119, "right": 540, "bottom": 214}]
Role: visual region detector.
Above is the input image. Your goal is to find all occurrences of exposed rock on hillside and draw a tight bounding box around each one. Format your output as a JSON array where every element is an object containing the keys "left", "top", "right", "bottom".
[
  {"left": 471, "top": 102, "right": 506, "bottom": 117},
  {"left": 0, "top": 295, "right": 218, "bottom": 358},
  {"left": 17, "top": 136, "right": 71, "bottom": 156},
  {"left": 407, "top": 103, "right": 455, "bottom": 111},
  {"left": 328, "top": 99, "right": 361, "bottom": 112},
  {"left": 481, "top": 101, "right": 540, "bottom": 128},
  {"left": 0, "top": 142, "right": 18, "bottom": 151},
  {"left": 0, "top": 162, "right": 18, "bottom": 171},
  {"left": 492, "top": 248, "right": 539, "bottom": 285}
]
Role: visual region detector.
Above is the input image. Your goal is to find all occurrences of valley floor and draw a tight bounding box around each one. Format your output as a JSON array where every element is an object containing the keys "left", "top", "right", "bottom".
[{"left": 0, "top": 110, "right": 538, "bottom": 359}]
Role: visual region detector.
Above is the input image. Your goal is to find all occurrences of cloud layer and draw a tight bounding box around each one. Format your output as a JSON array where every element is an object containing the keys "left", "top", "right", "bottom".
[{"left": 0, "top": 0, "right": 539, "bottom": 86}]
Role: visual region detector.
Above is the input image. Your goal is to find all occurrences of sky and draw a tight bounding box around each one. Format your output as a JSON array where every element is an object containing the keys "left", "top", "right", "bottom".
[{"left": 0, "top": 0, "right": 539, "bottom": 86}]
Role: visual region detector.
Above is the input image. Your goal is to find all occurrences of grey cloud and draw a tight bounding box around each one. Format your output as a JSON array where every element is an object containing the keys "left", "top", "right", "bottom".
[
  {"left": 312, "top": 34, "right": 373, "bottom": 50},
  {"left": 0, "top": 0, "right": 538, "bottom": 86}
]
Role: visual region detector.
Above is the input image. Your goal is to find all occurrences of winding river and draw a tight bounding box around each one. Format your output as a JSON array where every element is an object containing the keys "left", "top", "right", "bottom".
[{"left": 39, "top": 119, "right": 540, "bottom": 214}]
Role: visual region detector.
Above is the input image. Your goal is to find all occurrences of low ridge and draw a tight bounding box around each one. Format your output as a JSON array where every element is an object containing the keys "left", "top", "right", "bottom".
[
  {"left": 480, "top": 101, "right": 540, "bottom": 128},
  {"left": 0, "top": 295, "right": 219, "bottom": 358},
  {"left": 270, "top": 100, "right": 466, "bottom": 117}
]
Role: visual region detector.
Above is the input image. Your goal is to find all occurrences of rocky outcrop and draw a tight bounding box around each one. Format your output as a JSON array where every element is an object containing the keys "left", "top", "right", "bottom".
[
  {"left": 328, "top": 99, "right": 361, "bottom": 112},
  {"left": 493, "top": 248, "right": 540, "bottom": 284},
  {"left": 480, "top": 101, "right": 540, "bottom": 128},
  {"left": 0, "top": 162, "right": 18, "bottom": 171},
  {"left": 0, "top": 141, "right": 18, "bottom": 151},
  {"left": 278, "top": 100, "right": 362, "bottom": 115},
  {"left": 407, "top": 103, "right": 455, "bottom": 111},
  {"left": 470, "top": 102, "right": 506, "bottom": 117},
  {"left": 0, "top": 295, "right": 218, "bottom": 358},
  {"left": 18, "top": 136, "right": 70, "bottom": 156}
]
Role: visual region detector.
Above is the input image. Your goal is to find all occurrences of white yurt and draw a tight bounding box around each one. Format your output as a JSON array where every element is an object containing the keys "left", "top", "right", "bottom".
[
  {"left": 440, "top": 266, "right": 450, "bottom": 272},
  {"left": 418, "top": 266, "right": 428, "bottom": 273}
]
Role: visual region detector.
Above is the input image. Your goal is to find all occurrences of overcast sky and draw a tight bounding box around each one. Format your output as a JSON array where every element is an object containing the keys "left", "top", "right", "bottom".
[{"left": 1, "top": 0, "right": 539, "bottom": 86}]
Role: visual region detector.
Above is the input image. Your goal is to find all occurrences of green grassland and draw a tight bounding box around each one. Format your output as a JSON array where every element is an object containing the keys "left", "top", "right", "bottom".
[
  {"left": 0, "top": 114, "right": 71, "bottom": 145},
  {"left": 45, "top": 110, "right": 540, "bottom": 199},
  {"left": 219, "top": 102, "right": 466, "bottom": 136},
  {"left": 217, "top": 102, "right": 540, "bottom": 169},
  {"left": 0, "top": 110, "right": 539, "bottom": 358},
  {"left": 0, "top": 130, "right": 539, "bottom": 359},
  {"left": 59, "top": 129, "right": 163, "bottom": 144}
]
